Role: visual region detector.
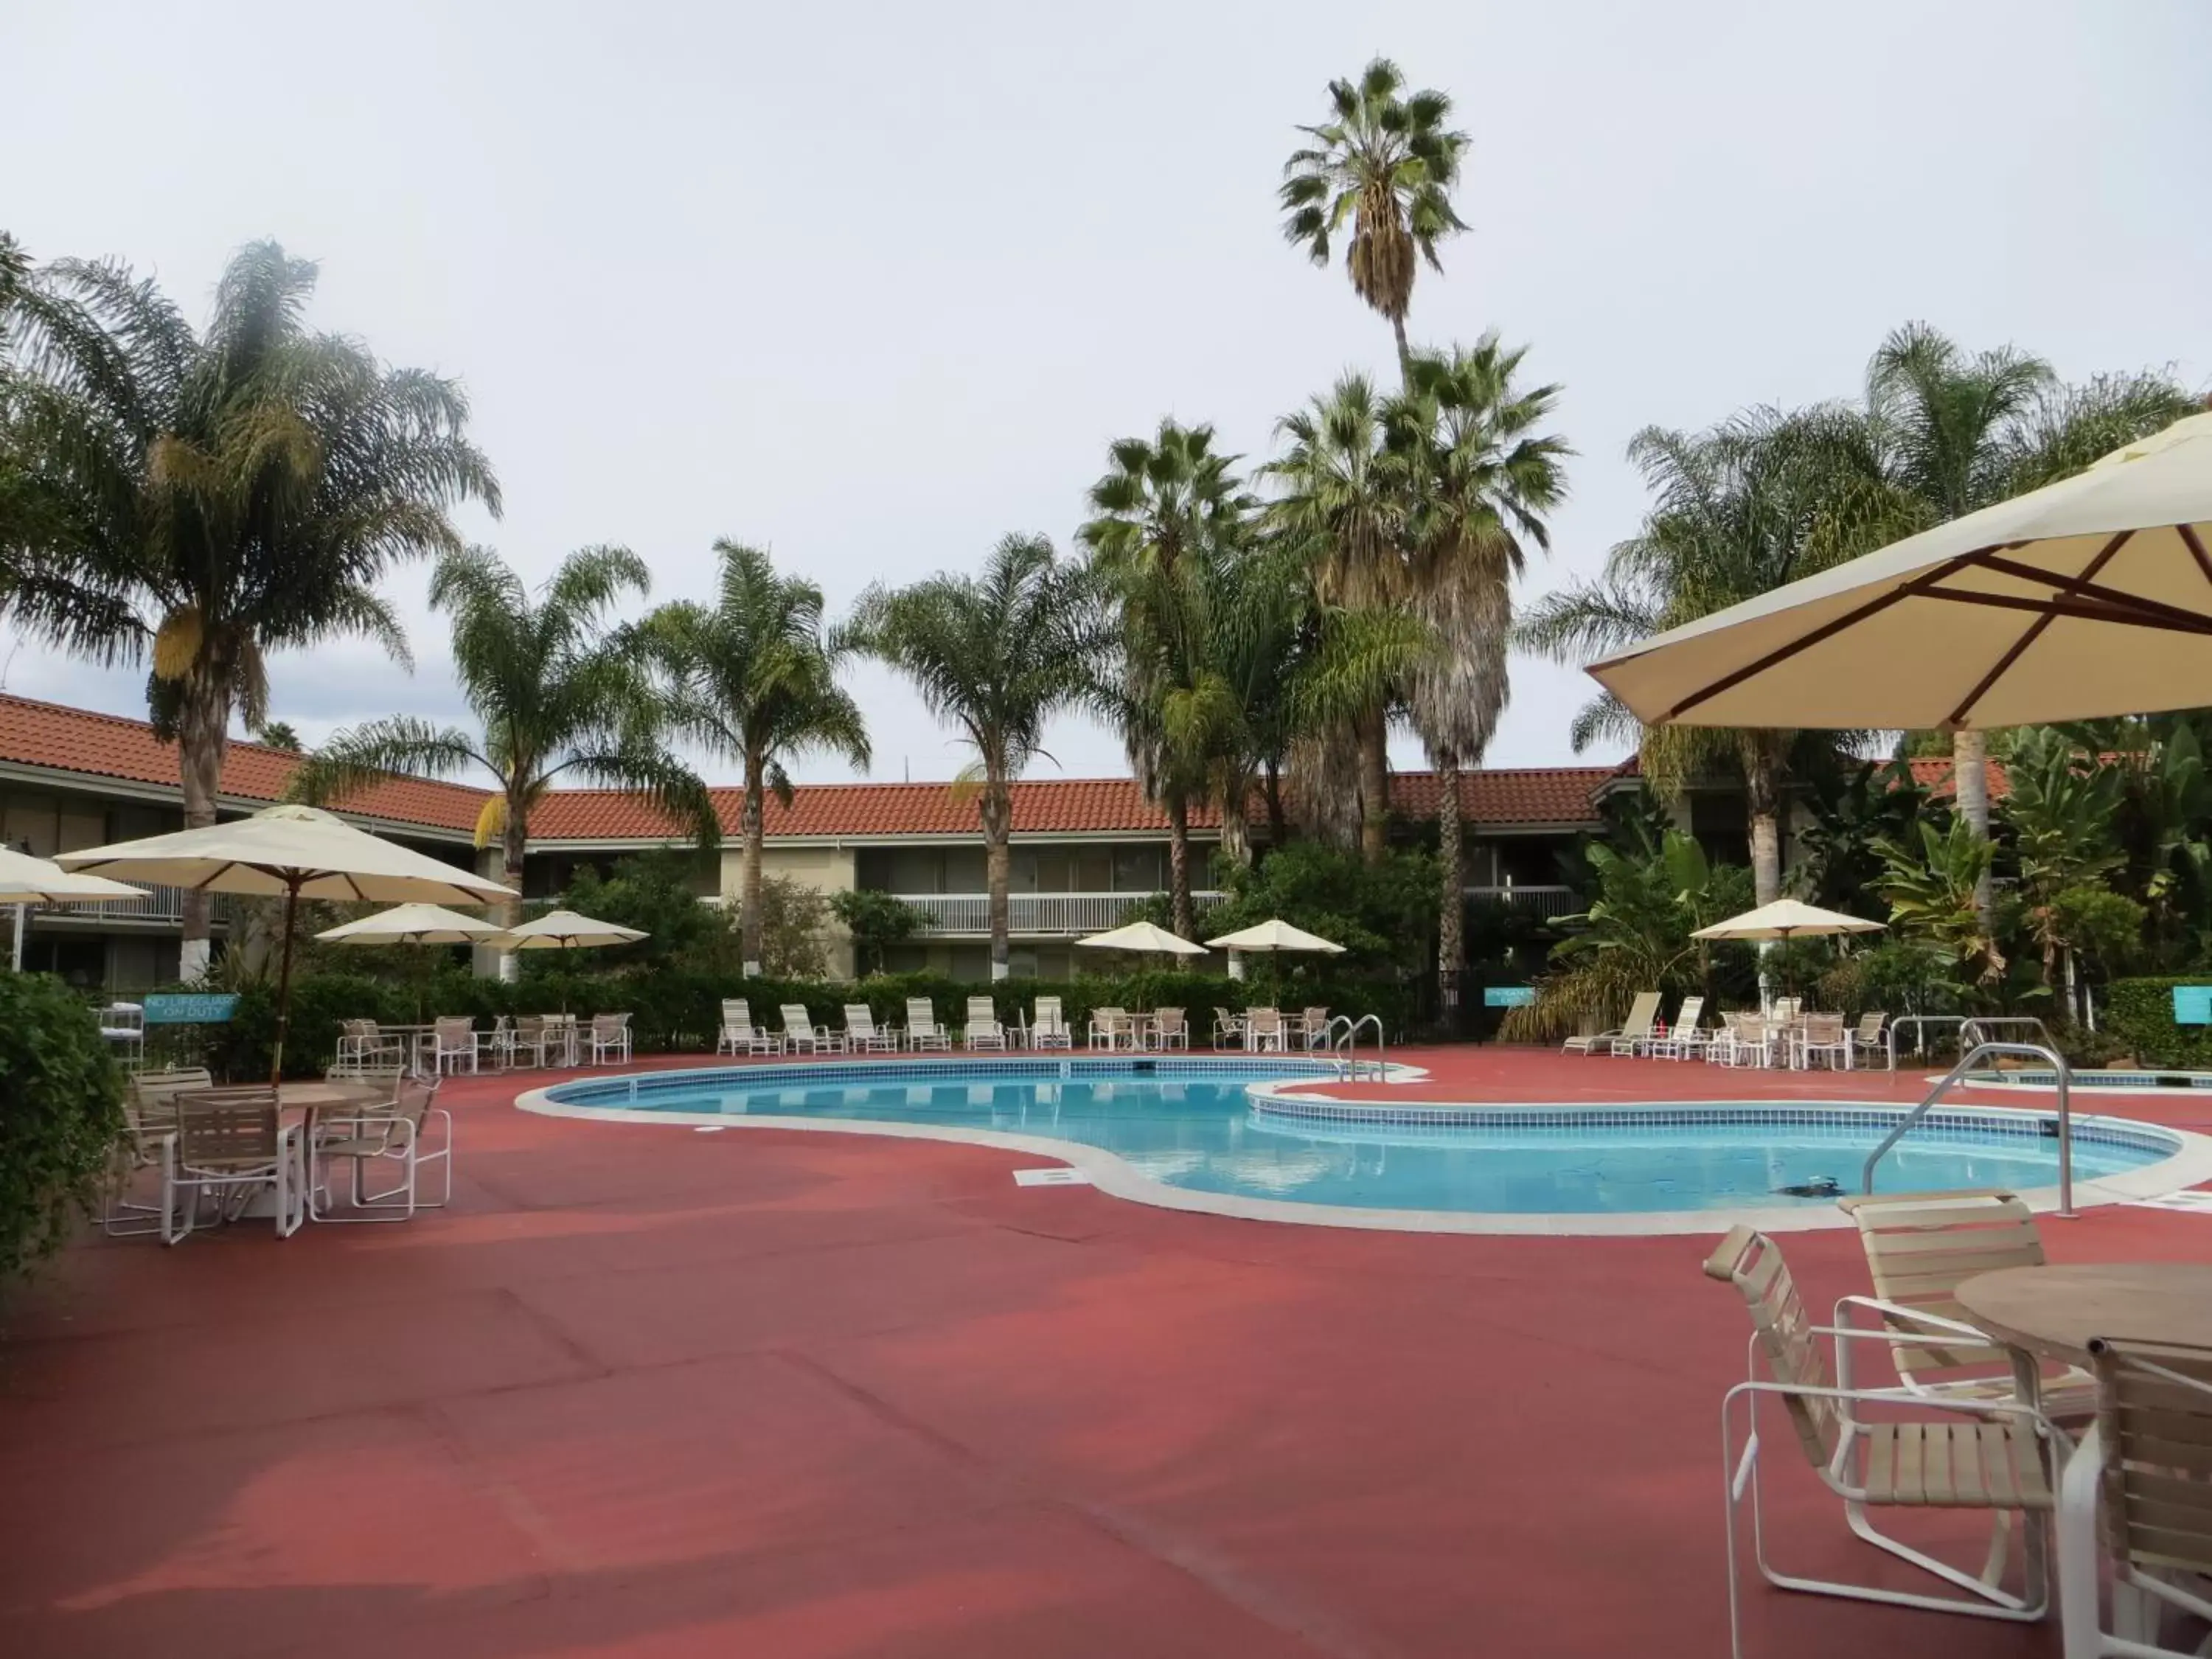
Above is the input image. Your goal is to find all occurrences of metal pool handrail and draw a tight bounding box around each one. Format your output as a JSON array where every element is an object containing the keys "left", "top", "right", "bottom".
[
  {"left": 1862, "top": 1040, "right": 2076, "bottom": 1218},
  {"left": 1961, "top": 1015, "right": 2056, "bottom": 1051},
  {"left": 1327, "top": 1015, "right": 1385, "bottom": 1082},
  {"left": 1885, "top": 1014, "right": 1969, "bottom": 1071}
]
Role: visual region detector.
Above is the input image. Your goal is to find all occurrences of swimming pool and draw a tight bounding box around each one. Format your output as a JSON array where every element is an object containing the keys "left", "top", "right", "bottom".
[{"left": 524, "top": 1059, "right": 2199, "bottom": 1233}]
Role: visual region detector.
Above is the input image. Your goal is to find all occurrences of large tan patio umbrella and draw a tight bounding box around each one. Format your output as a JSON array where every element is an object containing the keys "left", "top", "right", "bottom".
[
  {"left": 58, "top": 804, "right": 515, "bottom": 1081},
  {"left": 317, "top": 902, "right": 512, "bottom": 1021},
  {"left": 1587, "top": 412, "right": 2212, "bottom": 731},
  {"left": 0, "top": 846, "right": 148, "bottom": 972},
  {"left": 1692, "top": 899, "right": 1884, "bottom": 1009},
  {"left": 1075, "top": 920, "right": 1207, "bottom": 959},
  {"left": 1206, "top": 918, "right": 1345, "bottom": 983}
]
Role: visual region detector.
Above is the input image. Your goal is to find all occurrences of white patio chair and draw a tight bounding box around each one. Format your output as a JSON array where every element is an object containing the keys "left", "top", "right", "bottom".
[
  {"left": 588, "top": 1012, "right": 632, "bottom": 1065},
  {"left": 161, "top": 1088, "right": 305, "bottom": 1244},
  {"left": 1854, "top": 1010, "right": 1890, "bottom": 1068},
  {"left": 1562, "top": 990, "right": 1661, "bottom": 1057},
  {"left": 1245, "top": 1007, "right": 1286, "bottom": 1052},
  {"left": 98, "top": 1001, "right": 145, "bottom": 1066},
  {"left": 1706, "top": 1012, "right": 1775, "bottom": 1068},
  {"left": 333, "top": 1018, "right": 404, "bottom": 1077},
  {"left": 1797, "top": 1012, "right": 1851, "bottom": 1071},
  {"left": 504, "top": 1014, "right": 551, "bottom": 1069},
  {"left": 1295, "top": 1006, "right": 1331, "bottom": 1051},
  {"left": 430, "top": 1015, "right": 481, "bottom": 1075},
  {"left": 904, "top": 998, "right": 949, "bottom": 1051},
  {"left": 1029, "top": 995, "right": 1072, "bottom": 1051},
  {"left": 780, "top": 1004, "right": 836, "bottom": 1054},
  {"left": 103, "top": 1068, "right": 212, "bottom": 1236},
  {"left": 1704, "top": 1225, "right": 2055, "bottom": 1658},
  {"left": 1649, "top": 995, "right": 1708, "bottom": 1060},
  {"left": 1147, "top": 1007, "right": 1189, "bottom": 1050},
  {"left": 2056, "top": 1338, "right": 2212, "bottom": 1659},
  {"left": 1088, "top": 1006, "right": 1132, "bottom": 1051},
  {"left": 540, "top": 1012, "right": 579, "bottom": 1067},
  {"left": 1211, "top": 1006, "right": 1246, "bottom": 1050},
  {"left": 843, "top": 1004, "right": 897, "bottom": 1053},
  {"left": 717, "top": 999, "right": 779, "bottom": 1056},
  {"left": 962, "top": 995, "right": 1007, "bottom": 1051},
  {"left": 310, "top": 1074, "right": 451, "bottom": 1222}
]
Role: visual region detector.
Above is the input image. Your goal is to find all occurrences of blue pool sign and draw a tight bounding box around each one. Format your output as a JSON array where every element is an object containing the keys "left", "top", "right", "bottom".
[
  {"left": 1483, "top": 986, "right": 1537, "bottom": 1008},
  {"left": 143, "top": 993, "right": 240, "bottom": 1026},
  {"left": 2174, "top": 987, "right": 2212, "bottom": 1026}
]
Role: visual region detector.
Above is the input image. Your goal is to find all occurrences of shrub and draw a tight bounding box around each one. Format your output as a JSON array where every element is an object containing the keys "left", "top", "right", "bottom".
[
  {"left": 0, "top": 973, "right": 127, "bottom": 1284},
  {"left": 2101, "top": 977, "right": 2212, "bottom": 1068}
]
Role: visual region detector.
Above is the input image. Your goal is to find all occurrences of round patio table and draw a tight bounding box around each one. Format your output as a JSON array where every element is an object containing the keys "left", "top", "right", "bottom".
[{"left": 1955, "top": 1264, "right": 2212, "bottom": 1366}]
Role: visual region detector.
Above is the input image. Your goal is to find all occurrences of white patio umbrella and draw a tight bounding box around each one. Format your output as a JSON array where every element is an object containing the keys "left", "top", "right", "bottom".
[
  {"left": 318, "top": 903, "right": 512, "bottom": 1021},
  {"left": 1205, "top": 917, "right": 1345, "bottom": 983},
  {"left": 1693, "top": 899, "right": 1884, "bottom": 1010},
  {"left": 493, "top": 909, "right": 647, "bottom": 950},
  {"left": 1075, "top": 920, "right": 1207, "bottom": 958},
  {"left": 1588, "top": 412, "right": 2212, "bottom": 731},
  {"left": 0, "top": 846, "right": 148, "bottom": 972},
  {"left": 58, "top": 804, "right": 516, "bottom": 1081}
]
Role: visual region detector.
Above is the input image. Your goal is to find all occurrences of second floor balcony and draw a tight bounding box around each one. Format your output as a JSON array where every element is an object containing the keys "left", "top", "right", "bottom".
[
  {"left": 27, "top": 885, "right": 234, "bottom": 928},
  {"left": 891, "top": 890, "right": 1225, "bottom": 938}
]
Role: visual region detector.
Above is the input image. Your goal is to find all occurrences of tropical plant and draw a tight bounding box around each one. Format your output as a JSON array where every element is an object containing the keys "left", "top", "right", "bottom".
[
  {"left": 0, "top": 970, "right": 126, "bottom": 1285},
  {"left": 289, "top": 546, "right": 715, "bottom": 973},
  {"left": 2001, "top": 727, "right": 2127, "bottom": 1006},
  {"left": 1385, "top": 339, "right": 1570, "bottom": 992},
  {"left": 1873, "top": 818, "right": 2002, "bottom": 981},
  {"left": 644, "top": 540, "right": 869, "bottom": 975},
  {"left": 1279, "top": 58, "right": 1468, "bottom": 379},
  {"left": 1517, "top": 406, "right": 1869, "bottom": 903},
  {"left": 254, "top": 720, "right": 302, "bottom": 752},
  {"left": 1791, "top": 757, "right": 1937, "bottom": 915},
  {"left": 0, "top": 240, "right": 498, "bottom": 977},
  {"left": 850, "top": 534, "right": 1096, "bottom": 979},
  {"left": 827, "top": 888, "right": 922, "bottom": 975}
]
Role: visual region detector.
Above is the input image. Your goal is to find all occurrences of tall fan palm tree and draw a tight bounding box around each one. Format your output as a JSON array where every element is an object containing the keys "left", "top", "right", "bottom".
[
  {"left": 1386, "top": 338, "right": 1570, "bottom": 992},
  {"left": 1518, "top": 408, "right": 1868, "bottom": 905},
  {"left": 0, "top": 240, "right": 497, "bottom": 976},
  {"left": 1079, "top": 420, "right": 1255, "bottom": 933},
  {"left": 1280, "top": 58, "right": 1470, "bottom": 380},
  {"left": 851, "top": 535, "right": 1095, "bottom": 980},
  {"left": 1852, "top": 324, "right": 2197, "bottom": 932},
  {"left": 644, "top": 540, "right": 870, "bottom": 975},
  {"left": 290, "top": 546, "right": 714, "bottom": 976}
]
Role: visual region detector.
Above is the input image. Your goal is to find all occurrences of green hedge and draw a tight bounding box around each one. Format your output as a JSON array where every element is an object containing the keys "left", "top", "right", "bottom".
[
  {"left": 184, "top": 967, "right": 1417, "bottom": 1079},
  {"left": 0, "top": 973, "right": 127, "bottom": 1284},
  {"left": 2101, "top": 977, "right": 2212, "bottom": 1068}
]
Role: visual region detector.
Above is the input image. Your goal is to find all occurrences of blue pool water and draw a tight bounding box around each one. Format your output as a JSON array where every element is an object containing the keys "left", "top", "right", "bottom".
[{"left": 541, "top": 1061, "right": 2176, "bottom": 1216}]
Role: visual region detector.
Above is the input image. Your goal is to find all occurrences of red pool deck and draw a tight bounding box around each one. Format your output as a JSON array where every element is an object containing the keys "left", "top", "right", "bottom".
[{"left": 3, "top": 1048, "right": 2208, "bottom": 1659}]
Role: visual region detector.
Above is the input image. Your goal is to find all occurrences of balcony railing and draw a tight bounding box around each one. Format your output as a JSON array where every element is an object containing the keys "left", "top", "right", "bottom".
[
  {"left": 1464, "top": 884, "right": 1579, "bottom": 919},
  {"left": 890, "top": 891, "right": 1225, "bottom": 938},
  {"left": 25, "top": 886, "right": 232, "bottom": 926}
]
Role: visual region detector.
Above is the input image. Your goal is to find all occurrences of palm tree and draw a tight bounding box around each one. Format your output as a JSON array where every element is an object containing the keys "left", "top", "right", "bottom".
[
  {"left": 0, "top": 240, "right": 497, "bottom": 976},
  {"left": 644, "top": 540, "right": 870, "bottom": 975},
  {"left": 1385, "top": 339, "right": 1570, "bottom": 995},
  {"left": 851, "top": 535, "right": 1095, "bottom": 980},
  {"left": 1517, "top": 408, "right": 1867, "bottom": 905},
  {"left": 1854, "top": 324, "right": 2197, "bottom": 933},
  {"left": 289, "top": 546, "right": 715, "bottom": 976},
  {"left": 1079, "top": 420, "right": 1255, "bottom": 933},
  {"left": 1280, "top": 58, "right": 1469, "bottom": 380}
]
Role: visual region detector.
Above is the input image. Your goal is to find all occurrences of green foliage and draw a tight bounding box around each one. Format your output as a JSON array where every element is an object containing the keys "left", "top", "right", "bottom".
[
  {"left": 1875, "top": 818, "right": 2001, "bottom": 978},
  {"left": 557, "top": 851, "right": 729, "bottom": 966},
  {"left": 1194, "top": 841, "right": 1436, "bottom": 967},
  {"left": 2101, "top": 978, "right": 2212, "bottom": 1068},
  {"left": 0, "top": 973, "right": 127, "bottom": 1284},
  {"left": 828, "top": 888, "right": 922, "bottom": 975},
  {"left": 741, "top": 877, "right": 830, "bottom": 979}
]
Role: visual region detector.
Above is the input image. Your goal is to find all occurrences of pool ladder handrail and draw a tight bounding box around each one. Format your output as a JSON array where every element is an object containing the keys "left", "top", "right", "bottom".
[
  {"left": 1861, "top": 1040, "right": 2075, "bottom": 1218},
  {"left": 1960, "top": 1015, "right": 2056, "bottom": 1053},
  {"left": 1885, "top": 1013, "right": 1969, "bottom": 1071},
  {"left": 1326, "top": 1014, "right": 1386, "bottom": 1082}
]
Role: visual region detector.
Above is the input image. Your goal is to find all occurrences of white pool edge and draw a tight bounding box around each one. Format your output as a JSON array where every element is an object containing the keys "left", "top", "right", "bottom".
[{"left": 512, "top": 1062, "right": 2212, "bottom": 1238}]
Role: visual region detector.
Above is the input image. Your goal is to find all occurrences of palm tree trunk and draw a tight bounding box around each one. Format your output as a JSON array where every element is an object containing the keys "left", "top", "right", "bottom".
[
  {"left": 1391, "top": 311, "right": 1413, "bottom": 388},
  {"left": 1436, "top": 749, "right": 1464, "bottom": 1012},
  {"left": 1953, "top": 728, "right": 1994, "bottom": 935},
  {"left": 174, "top": 674, "right": 228, "bottom": 982},
  {"left": 1164, "top": 787, "right": 1194, "bottom": 940},
  {"left": 1744, "top": 740, "right": 1784, "bottom": 906},
  {"left": 1263, "top": 761, "right": 1287, "bottom": 849},
  {"left": 1358, "top": 706, "right": 1391, "bottom": 865},
  {"left": 740, "top": 759, "right": 767, "bottom": 975},
  {"left": 1219, "top": 775, "right": 1251, "bottom": 869},
  {"left": 499, "top": 801, "right": 527, "bottom": 985},
  {"left": 981, "top": 774, "right": 1012, "bottom": 981}
]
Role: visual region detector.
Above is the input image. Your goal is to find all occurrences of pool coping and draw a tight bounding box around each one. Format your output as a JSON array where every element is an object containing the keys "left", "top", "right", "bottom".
[{"left": 512, "top": 1060, "right": 2212, "bottom": 1238}]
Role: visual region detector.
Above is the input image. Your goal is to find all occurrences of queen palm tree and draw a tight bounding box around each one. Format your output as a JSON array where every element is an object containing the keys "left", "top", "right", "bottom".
[
  {"left": 1280, "top": 58, "right": 1470, "bottom": 381},
  {"left": 644, "top": 540, "right": 870, "bottom": 975},
  {"left": 1079, "top": 420, "right": 1255, "bottom": 933},
  {"left": 289, "top": 546, "right": 714, "bottom": 976},
  {"left": 1851, "top": 324, "right": 2197, "bottom": 933},
  {"left": 851, "top": 535, "right": 1095, "bottom": 980},
  {"left": 1518, "top": 408, "right": 1868, "bottom": 905},
  {"left": 0, "top": 240, "right": 497, "bottom": 976},
  {"left": 1386, "top": 338, "right": 1570, "bottom": 993}
]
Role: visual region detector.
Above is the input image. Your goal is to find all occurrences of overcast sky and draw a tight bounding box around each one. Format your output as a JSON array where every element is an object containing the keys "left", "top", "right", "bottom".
[{"left": 4, "top": 0, "right": 2208, "bottom": 787}]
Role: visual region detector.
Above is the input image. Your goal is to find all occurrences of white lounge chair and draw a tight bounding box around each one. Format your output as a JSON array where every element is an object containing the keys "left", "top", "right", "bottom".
[
  {"left": 1704, "top": 1224, "right": 2054, "bottom": 1658},
  {"left": 717, "top": 999, "right": 779, "bottom": 1056},
  {"left": 1649, "top": 994, "right": 1707, "bottom": 1060},
  {"left": 1560, "top": 990, "right": 1660, "bottom": 1057},
  {"left": 2056, "top": 1338, "right": 2212, "bottom": 1659},
  {"left": 161, "top": 1088, "right": 305, "bottom": 1244},
  {"left": 780, "top": 1004, "right": 837, "bottom": 1054},
  {"left": 588, "top": 1012, "right": 632, "bottom": 1065},
  {"left": 843, "top": 1004, "right": 897, "bottom": 1054},
  {"left": 904, "top": 998, "right": 949, "bottom": 1051},
  {"left": 1029, "top": 995, "right": 1072, "bottom": 1051},
  {"left": 962, "top": 995, "right": 1006, "bottom": 1051}
]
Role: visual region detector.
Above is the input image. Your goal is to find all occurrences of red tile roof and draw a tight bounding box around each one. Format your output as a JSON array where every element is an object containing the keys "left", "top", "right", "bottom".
[
  {"left": 0, "top": 692, "right": 487, "bottom": 833},
  {"left": 0, "top": 692, "right": 1614, "bottom": 844},
  {"left": 1905, "top": 756, "right": 2012, "bottom": 801}
]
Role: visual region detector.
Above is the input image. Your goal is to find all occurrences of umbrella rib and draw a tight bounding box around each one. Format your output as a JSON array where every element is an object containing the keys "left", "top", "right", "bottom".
[
  {"left": 1961, "top": 546, "right": 2212, "bottom": 629},
  {"left": 1944, "top": 531, "right": 2135, "bottom": 727},
  {"left": 1918, "top": 587, "right": 2212, "bottom": 633},
  {"left": 2180, "top": 524, "right": 2212, "bottom": 588}
]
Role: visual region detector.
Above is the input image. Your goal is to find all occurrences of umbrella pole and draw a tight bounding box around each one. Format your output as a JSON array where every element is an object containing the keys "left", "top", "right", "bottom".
[
  {"left": 10, "top": 903, "right": 24, "bottom": 973},
  {"left": 268, "top": 883, "right": 302, "bottom": 1086}
]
